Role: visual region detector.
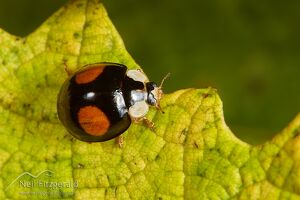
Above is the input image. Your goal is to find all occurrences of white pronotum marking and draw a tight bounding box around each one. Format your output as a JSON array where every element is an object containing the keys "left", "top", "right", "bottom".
[
  {"left": 126, "top": 69, "right": 149, "bottom": 82},
  {"left": 129, "top": 101, "right": 149, "bottom": 118}
]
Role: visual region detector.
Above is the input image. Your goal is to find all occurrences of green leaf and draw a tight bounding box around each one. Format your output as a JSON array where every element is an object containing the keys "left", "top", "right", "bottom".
[{"left": 0, "top": 0, "right": 299, "bottom": 199}]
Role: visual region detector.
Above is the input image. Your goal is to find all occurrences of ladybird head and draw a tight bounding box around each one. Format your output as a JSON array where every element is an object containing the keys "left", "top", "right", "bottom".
[{"left": 146, "top": 73, "right": 170, "bottom": 112}]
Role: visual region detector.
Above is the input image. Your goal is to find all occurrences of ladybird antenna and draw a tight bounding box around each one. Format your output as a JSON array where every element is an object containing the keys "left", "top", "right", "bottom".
[
  {"left": 156, "top": 72, "right": 170, "bottom": 114},
  {"left": 159, "top": 72, "right": 171, "bottom": 88},
  {"left": 156, "top": 104, "right": 165, "bottom": 114}
]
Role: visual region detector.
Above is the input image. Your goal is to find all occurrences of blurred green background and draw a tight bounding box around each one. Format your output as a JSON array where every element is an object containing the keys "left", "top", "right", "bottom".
[{"left": 1, "top": 0, "right": 300, "bottom": 144}]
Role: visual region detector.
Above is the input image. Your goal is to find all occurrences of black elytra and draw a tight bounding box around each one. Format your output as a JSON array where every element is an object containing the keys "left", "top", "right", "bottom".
[{"left": 57, "top": 62, "right": 160, "bottom": 142}]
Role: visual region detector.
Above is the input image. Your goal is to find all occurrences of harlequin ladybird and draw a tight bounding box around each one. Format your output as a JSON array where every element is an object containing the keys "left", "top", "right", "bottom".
[{"left": 57, "top": 62, "right": 168, "bottom": 144}]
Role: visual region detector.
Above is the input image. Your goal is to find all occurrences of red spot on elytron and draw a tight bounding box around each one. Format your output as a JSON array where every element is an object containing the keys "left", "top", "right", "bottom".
[
  {"left": 78, "top": 106, "right": 110, "bottom": 136},
  {"left": 75, "top": 66, "right": 105, "bottom": 84}
]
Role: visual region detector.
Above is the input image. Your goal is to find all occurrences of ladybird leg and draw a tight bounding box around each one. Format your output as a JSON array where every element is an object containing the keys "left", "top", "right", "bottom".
[
  {"left": 132, "top": 117, "right": 155, "bottom": 131},
  {"left": 63, "top": 61, "right": 73, "bottom": 76},
  {"left": 142, "top": 117, "right": 155, "bottom": 131},
  {"left": 115, "top": 136, "right": 124, "bottom": 148}
]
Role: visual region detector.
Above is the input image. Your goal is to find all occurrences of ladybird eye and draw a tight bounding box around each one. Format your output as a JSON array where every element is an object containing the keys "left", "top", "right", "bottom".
[
  {"left": 146, "top": 82, "right": 157, "bottom": 92},
  {"left": 147, "top": 93, "right": 157, "bottom": 105}
]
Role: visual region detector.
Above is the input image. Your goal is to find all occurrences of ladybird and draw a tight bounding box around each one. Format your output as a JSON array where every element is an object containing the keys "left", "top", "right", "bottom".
[{"left": 57, "top": 62, "right": 168, "bottom": 144}]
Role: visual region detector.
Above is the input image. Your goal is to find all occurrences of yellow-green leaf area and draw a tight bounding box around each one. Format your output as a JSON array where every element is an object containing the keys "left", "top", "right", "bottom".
[{"left": 0, "top": 0, "right": 300, "bottom": 199}]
